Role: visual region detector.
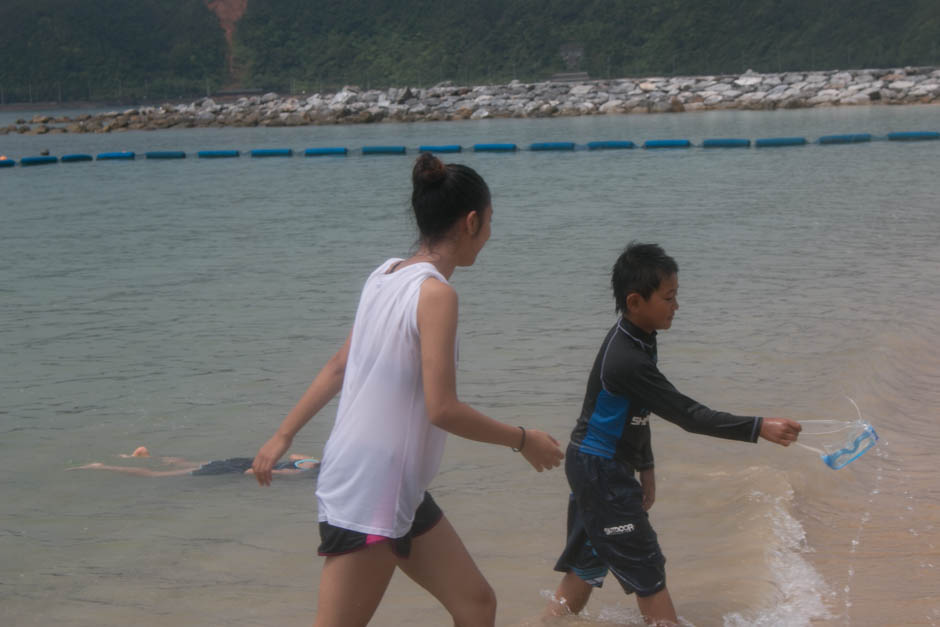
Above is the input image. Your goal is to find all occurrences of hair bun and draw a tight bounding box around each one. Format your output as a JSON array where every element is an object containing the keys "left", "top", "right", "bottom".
[{"left": 413, "top": 152, "right": 448, "bottom": 186}]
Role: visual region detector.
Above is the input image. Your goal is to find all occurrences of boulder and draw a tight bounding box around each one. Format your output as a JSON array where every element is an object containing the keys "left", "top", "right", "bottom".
[
  {"left": 649, "top": 100, "right": 672, "bottom": 113},
  {"left": 396, "top": 87, "right": 416, "bottom": 104},
  {"left": 828, "top": 72, "right": 853, "bottom": 89},
  {"left": 841, "top": 93, "right": 871, "bottom": 105},
  {"left": 734, "top": 75, "right": 762, "bottom": 87},
  {"left": 331, "top": 89, "right": 358, "bottom": 105},
  {"left": 537, "top": 103, "right": 556, "bottom": 116}
]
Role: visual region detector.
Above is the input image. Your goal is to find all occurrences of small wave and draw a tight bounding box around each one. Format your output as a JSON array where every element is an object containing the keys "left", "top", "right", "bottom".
[{"left": 723, "top": 480, "right": 832, "bottom": 627}]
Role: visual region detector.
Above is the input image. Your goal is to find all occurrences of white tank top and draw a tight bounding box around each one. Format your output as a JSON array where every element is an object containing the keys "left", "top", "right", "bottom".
[{"left": 316, "top": 258, "right": 450, "bottom": 537}]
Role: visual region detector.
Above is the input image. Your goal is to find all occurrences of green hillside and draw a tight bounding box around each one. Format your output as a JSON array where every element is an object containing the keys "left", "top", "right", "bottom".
[
  {"left": 0, "top": 0, "right": 226, "bottom": 103},
  {"left": 1, "top": 0, "right": 938, "bottom": 104},
  {"left": 236, "top": 0, "right": 940, "bottom": 90}
]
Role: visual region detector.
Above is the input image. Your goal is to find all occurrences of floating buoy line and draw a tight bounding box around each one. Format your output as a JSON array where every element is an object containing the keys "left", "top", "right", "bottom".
[{"left": 1, "top": 131, "right": 937, "bottom": 169}]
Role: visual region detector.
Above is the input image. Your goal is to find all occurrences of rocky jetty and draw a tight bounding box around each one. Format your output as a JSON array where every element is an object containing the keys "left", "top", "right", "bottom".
[{"left": 3, "top": 66, "right": 939, "bottom": 135}]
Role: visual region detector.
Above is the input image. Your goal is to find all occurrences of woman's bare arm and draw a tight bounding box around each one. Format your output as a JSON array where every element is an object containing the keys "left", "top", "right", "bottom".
[{"left": 252, "top": 330, "right": 352, "bottom": 485}]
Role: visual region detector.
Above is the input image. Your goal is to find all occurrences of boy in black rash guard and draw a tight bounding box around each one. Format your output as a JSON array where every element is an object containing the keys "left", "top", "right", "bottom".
[{"left": 545, "top": 242, "right": 802, "bottom": 626}]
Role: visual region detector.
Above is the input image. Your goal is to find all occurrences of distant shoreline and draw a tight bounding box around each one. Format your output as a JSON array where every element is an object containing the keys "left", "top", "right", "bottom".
[{"left": 3, "top": 66, "right": 938, "bottom": 135}]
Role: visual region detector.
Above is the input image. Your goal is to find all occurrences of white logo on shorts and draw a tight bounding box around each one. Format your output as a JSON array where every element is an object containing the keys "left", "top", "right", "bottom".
[{"left": 603, "top": 523, "right": 635, "bottom": 536}]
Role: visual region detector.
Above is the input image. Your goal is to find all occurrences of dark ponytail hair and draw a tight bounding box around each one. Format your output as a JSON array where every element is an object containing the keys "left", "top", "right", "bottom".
[{"left": 411, "top": 152, "right": 491, "bottom": 243}]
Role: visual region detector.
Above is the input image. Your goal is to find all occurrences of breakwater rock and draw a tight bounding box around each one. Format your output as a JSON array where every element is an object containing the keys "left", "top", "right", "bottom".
[{"left": 3, "top": 67, "right": 939, "bottom": 135}]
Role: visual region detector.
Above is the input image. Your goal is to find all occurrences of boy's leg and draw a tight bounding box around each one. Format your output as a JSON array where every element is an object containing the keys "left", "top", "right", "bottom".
[
  {"left": 395, "top": 515, "right": 497, "bottom": 627},
  {"left": 314, "top": 543, "right": 398, "bottom": 627},
  {"left": 636, "top": 586, "right": 678, "bottom": 626},
  {"left": 546, "top": 487, "right": 610, "bottom": 618},
  {"left": 545, "top": 571, "right": 594, "bottom": 617}
]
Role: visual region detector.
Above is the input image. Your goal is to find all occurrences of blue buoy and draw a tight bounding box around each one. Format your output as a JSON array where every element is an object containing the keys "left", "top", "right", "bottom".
[
  {"left": 703, "top": 138, "right": 751, "bottom": 148},
  {"left": 755, "top": 137, "right": 807, "bottom": 148},
  {"left": 61, "top": 154, "right": 93, "bottom": 163},
  {"left": 530, "top": 142, "right": 576, "bottom": 151},
  {"left": 21, "top": 156, "right": 59, "bottom": 166},
  {"left": 145, "top": 151, "right": 187, "bottom": 159},
  {"left": 97, "top": 151, "right": 135, "bottom": 160},
  {"left": 473, "top": 143, "right": 517, "bottom": 152},
  {"left": 251, "top": 148, "right": 293, "bottom": 157},
  {"left": 587, "top": 141, "right": 635, "bottom": 150},
  {"left": 0, "top": 158, "right": 16, "bottom": 168},
  {"left": 362, "top": 146, "right": 407, "bottom": 155},
  {"left": 198, "top": 150, "right": 240, "bottom": 158},
  {"left": 818, "top": 134, "right": 872, "bottom": 145},
  {"left": 305, "top": 147, "right": 348, "bottom": 156},
  {"left": 887, "top": 131, "right": 940, "bottom": 141},
  {"left": 418, "top": 145, "right": 462, "bottom": 153},
  {"left": 644, "top": 139, "right": 692, "bottom": 149}
]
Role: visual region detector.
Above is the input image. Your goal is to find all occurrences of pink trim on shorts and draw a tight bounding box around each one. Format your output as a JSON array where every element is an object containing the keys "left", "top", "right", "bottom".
[{"left": 366, "top": 533, "right": 392, "bottom": 545}]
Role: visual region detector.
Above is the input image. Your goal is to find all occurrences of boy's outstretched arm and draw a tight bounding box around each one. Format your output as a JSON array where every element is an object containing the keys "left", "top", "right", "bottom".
[
  {"left": 617, "top": 360, "right": 799, "bottom": 445},
  {"left": 758, "top": 418, "right": 802, "bottom": 446}
]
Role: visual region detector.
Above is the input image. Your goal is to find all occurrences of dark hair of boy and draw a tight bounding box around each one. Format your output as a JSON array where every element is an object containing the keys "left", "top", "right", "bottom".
[{"left": 612, "top": 242, "right": 679, "bottom": 314}]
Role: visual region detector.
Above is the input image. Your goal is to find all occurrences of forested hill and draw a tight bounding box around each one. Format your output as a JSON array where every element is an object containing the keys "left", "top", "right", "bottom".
[
  {"left": 236, "top": 0, "right": 940, "bottom": 89},
  {"left": 0, "top": 0, "right": 227, "bottom": 102},
  {"left": 1, "top": 0, "right": 939, "bottom": 103}
]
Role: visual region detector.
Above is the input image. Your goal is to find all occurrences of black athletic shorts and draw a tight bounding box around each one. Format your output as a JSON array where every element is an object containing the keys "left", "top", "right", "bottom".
[
  {"left": 317, "top": 491, "right": 443, "bottom": 559},
  {"left": 554, "top": 445, "right": 666, "bottom": 597}
]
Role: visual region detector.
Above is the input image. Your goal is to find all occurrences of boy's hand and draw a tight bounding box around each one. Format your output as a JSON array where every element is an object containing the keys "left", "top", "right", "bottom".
[
  {"left": 639, "top": 468, "right": 655, "bottom": 511},
  {"left": 759, "top": 418, "right": 802, "bottom": 446},
  {"left": 521, "top": 429, "right": 564, "bottom": 472}
]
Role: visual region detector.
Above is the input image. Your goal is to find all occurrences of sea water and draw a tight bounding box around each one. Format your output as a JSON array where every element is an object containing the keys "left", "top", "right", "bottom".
[{"left": 1, "top": 105, "right": 938, "bottom": 626}]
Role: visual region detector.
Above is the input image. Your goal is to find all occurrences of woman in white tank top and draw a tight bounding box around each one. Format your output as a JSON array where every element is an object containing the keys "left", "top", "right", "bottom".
[{"left": 251, "top": 153, "right": 564, "bottom": 627}]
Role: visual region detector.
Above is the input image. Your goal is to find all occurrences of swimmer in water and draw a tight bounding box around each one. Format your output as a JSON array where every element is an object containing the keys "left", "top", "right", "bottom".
[{"left": 69, "top": 446, "right": 319, "bottom": 477}]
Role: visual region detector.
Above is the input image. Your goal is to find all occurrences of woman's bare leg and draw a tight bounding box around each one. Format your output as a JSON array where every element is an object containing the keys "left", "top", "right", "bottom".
[
  {"left": 313, "top": 543, "right": 398, "bottom": 627},
  {"left": 395, "top": 516, "right": 497, "bottom": 627}
]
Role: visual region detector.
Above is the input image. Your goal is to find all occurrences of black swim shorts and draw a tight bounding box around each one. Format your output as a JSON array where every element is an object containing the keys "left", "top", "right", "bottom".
[
  {"left": 554, "top": 445, "right": 667, "bottom": 597},
  {"left": 191, "top": 457, "right": 294, "bottom": 476},
  {"left": 317, "top": 491, "right": 443, "bottom": 559}
]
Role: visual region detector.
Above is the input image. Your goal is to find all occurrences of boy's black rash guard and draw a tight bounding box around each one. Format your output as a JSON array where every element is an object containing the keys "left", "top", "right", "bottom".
[{"left": 570, "top": 318, "right": 763, "bottom": 470}]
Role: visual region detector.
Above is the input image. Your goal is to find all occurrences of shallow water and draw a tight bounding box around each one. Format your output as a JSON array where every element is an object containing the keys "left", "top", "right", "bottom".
[{"left": 2, "top": 105, "right": 939, "bottom": 626}]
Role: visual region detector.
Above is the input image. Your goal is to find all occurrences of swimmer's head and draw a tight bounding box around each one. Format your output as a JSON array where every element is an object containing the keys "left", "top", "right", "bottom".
[{"left": 131, "top": 446, "right": 150, "bottom": 457}]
